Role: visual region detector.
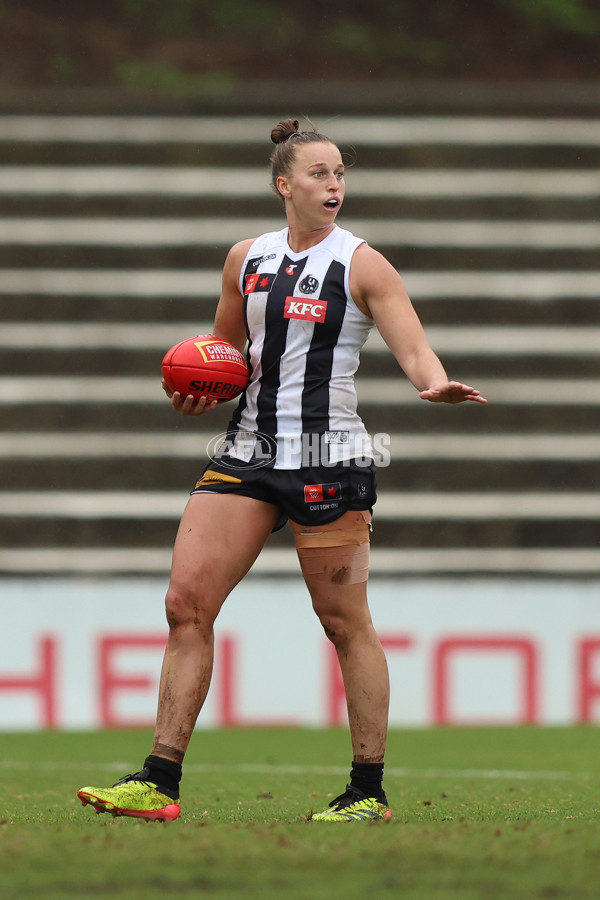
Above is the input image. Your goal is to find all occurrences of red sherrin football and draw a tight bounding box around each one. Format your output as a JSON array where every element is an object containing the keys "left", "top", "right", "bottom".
[{"left": 162, "top": 334, "right": 250, "bottom": 403}]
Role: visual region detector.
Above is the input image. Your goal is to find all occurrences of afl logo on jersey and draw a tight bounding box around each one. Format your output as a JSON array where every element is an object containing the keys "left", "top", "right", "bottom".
[
  {"left": 284, "top": 297, "right": 328, "bottom": 323},
  {"left": 299, "top": 275, "right": 319, "bottom": 295}
]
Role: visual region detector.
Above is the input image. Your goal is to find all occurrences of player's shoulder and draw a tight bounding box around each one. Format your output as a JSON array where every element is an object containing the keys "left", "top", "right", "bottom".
[
  {"left": 231, "top": 229, "right": 286, "bottom": 262},
  {"left": 227, "top": 238, "right": 255, "bottom": 262},
  {"left": 349, "top": 242, "right": 405, "bottom": 310},
  {"left": 352, "top": 241, "right": 397, "bottom": 277}
]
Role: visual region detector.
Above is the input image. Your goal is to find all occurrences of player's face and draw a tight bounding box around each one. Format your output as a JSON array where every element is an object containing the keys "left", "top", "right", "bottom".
[{"left": 279, "top": 141, "right": 345, "bottom": 225}]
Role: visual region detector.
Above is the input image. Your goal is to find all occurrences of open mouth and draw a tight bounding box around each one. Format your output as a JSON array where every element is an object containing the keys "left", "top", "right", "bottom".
[{"left": 324, "top": 198, "right": 339, "bottom": 209}]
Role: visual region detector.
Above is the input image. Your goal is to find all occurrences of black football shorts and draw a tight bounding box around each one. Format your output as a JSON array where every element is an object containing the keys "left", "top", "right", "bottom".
[{"left": 191, "top": 455, "right": 377, "bottom": 531}]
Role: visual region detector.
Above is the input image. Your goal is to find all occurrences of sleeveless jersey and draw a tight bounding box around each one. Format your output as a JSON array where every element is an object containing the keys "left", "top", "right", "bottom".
[{"left": 222, "top": 225, "right": 374, "bottom": 470}]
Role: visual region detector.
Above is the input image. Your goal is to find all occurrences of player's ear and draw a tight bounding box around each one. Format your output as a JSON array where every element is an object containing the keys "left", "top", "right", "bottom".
[{"left": 276, "top": 175, "right": 291, "bottom": 199}]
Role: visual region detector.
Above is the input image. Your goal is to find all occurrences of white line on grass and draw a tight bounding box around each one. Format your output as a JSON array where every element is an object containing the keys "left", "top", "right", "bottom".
[
  {"left": 0, "top": 760, "right": 592, "bottom": 781},
  {"left": 192, "top": 763, "right": 594, "bottom": 782}
]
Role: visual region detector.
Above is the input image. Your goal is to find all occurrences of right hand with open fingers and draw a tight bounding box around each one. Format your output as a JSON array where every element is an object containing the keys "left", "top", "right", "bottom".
[{"left": 162, "top": 379, "right": 219, "bottom": 416}]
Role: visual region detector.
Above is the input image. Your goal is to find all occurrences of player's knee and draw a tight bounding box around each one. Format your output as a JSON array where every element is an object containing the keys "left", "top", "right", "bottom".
[
  {"left": 316, "top": 607, "right": 376, "bottom": 655},
  {"left": 164, "top": 584, "right": 195, "bottom": 629},
  {"left": 317, "top": 612, "right": 347, "bottom": 646},
  {"left": 164, "top": 582, "right": 221, "bottom": 632}
]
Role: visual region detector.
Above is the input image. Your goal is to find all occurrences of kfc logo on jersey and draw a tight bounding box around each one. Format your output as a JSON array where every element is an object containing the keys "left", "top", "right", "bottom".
[
  {"left": 304, "top": 482, "right": 342, "bottom": 503},
  {"left": 245, "top": 273, "right": 275, "bottom": 294},
  {"left": 284, "top": 296, "right": 328, "bottom": 323}
]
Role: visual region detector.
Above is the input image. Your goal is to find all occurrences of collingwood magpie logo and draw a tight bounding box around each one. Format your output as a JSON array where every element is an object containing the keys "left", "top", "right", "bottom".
[{"left": 299, "top": 275, "right": 319, "bottom": 295}]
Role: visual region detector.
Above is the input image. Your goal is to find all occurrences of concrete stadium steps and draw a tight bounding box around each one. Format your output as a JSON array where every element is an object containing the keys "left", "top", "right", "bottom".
[
  {"left": 1, "top": 113, "right": 599, "bottom": 148},
  {"left": 1, "top": 290, "right": 597, "bottom": 330},
  {"left": 1, "top": 167, "right": 599, "bottom": 221},
  {"left": 6, "top": 545, "right": 600, "bottom": 577},
  {"left": 2, "top": 493, "right": 600, "bottom": 564},
  {"left": 7, "top": 141, "right": 598, "bottom": 169},
  {"left": 2, "top": 349, "right": 598, "bottom": 380},
  {"left": 0, "top": 212, "right": 596, "bottom": 271},
  {"left": 2, "top": 246, "right": 596, "bottom": 272},
  {"left": 0, "top": 453, "right": 597, "bottom": 495},
  {"left": 1, "top": 324, "right": 599, "bottom": 379},
  {"left": 3, "top": 197, "right": 598, "bottom": 225},
  {"left": 0, "top": 110, "right": 599, "bottom": 576},
  {"left": 1, "top": 384, "right": 599, "bottom": 433},
  {"left": 3, "top": 486, "right": 600, "bottom": 528}
]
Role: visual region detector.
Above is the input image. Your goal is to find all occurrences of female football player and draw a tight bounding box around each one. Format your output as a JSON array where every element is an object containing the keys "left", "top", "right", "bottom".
[{"left": 78, "top": 117, "right": 486, "bottom": 823}]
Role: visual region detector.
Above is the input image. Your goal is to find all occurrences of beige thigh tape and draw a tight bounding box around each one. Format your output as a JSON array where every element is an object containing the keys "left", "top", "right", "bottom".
[
  {"left": 293, "top": 522, "right": 370, "bottom": 549},
  {"left": 296, "top": 524, "right": 371, "bottom": 585},
  {"left": 297, "top": 543, "right": 370, "bottom": 585}
]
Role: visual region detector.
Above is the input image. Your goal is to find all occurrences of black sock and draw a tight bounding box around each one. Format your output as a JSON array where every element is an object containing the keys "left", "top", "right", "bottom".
[
  {"left": 143, "top": 754, "right": 182, "bottom": 795},
  {"left": 350, "top": 761, "right": 386, "bottom": 801}
]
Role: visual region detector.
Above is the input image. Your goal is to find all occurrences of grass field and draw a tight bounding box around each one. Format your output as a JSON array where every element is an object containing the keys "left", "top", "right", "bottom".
[{"left": 1, "top": 726, "right": 599, "bottom": 899}]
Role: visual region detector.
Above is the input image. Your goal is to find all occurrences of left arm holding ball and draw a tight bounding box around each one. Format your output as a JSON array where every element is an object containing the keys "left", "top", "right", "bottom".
[
  {"left": 163, "top": 240, "right": 253, "bottom": 416},
  {"left": 212, "top": 239, "right": 254, "bottom": 353}
]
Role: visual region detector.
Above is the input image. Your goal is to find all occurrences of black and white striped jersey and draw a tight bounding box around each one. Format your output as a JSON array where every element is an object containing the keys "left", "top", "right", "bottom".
[{"left": 222, "top": 225, "right": 374, "bottom": 470}]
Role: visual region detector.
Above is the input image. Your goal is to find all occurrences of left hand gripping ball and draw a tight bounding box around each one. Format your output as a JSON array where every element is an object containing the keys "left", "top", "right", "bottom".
[{"left": 162, "top": 334, "right": 250, "bottom": 403}]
